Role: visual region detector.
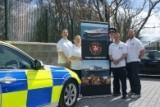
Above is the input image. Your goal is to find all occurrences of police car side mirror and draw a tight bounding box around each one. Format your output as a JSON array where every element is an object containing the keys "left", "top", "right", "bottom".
[{"left": 33, "top": 59, "right": 44, "bottom": 70}]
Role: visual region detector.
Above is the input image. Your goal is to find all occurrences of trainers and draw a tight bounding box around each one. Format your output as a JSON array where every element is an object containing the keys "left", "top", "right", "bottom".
[
  {"left": 128, "top": 91, "right": 133, "bottom": 97},
  {"left": 130, "top": 94, "right": 141, "bottom": 99},
  {"left": 121, "top": 95, "right": 127, "bottom": 99}
]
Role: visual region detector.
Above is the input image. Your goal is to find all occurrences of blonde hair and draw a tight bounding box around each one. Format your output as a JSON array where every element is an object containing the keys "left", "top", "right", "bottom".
[
  {"left": 74, "top": 35, "right": 81, "bottom": 40},
  {"left": 74, "top": 35, "right": 81, "bottom": 44}
]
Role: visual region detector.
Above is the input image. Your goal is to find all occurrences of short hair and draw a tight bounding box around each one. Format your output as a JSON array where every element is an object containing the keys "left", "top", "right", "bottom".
[
  {"left": 61, "top": 29, "right": 68, "bottom": 36},
  {"left": 128, "top": 29, "right": 135, "bottom": 35},
  {"left": 109, "top": 28, "right": 117, "bottom": 33}
]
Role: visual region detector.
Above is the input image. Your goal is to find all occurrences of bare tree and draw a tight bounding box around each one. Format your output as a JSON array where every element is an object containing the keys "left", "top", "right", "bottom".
[
  {"left": 108, "top": 0, "right": 160, "bottom": 41},
  {"left": 1, "top": 0, "right": 159, "bottom": 42},
  {"left": 0, "top": 0, "right": 5, "bottom": 38},
  {"left": 136, "top": 0, "right": 160, "bottom": 36},
  {"left": 79, "top": 0, "right": 160, "bottom": 41}
]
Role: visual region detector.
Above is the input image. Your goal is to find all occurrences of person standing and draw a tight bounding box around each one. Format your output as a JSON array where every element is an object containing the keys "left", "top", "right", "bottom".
[
  {"left": 126, "top": 29, "right": 145, "bottom": 99},
  {"left": 109, "top": 32, "right": 127, "bottom": 99},
  {"left": 108, "top": 28, "right": 117, "bottom": 76},
  {"left": 57, "top": 29, "right": 73, "bottom": 67},
  {"left": 69, "top": 35, "right": 82, "bottom": 78},
  {"left": 109, "top": 28, "right": 116, "bottom": 43}
]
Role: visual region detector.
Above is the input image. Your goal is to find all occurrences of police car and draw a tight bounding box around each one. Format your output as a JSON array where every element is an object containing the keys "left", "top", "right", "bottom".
[{"left": 0, "top": 41, "right": 81, "bottom": 107}]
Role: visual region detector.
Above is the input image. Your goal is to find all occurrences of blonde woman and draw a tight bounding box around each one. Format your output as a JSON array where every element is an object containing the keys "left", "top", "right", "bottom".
[{"left": 69, "top": 35, "right": 81, "bottom": 78}]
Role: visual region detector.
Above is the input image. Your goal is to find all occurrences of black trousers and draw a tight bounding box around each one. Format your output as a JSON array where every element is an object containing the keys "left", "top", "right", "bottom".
[
  {"left": 111, "top": 67, "right": 127, "bottom": 96},
  {"left": 127, "top": 62, "right": 141, "bottom": 95}
]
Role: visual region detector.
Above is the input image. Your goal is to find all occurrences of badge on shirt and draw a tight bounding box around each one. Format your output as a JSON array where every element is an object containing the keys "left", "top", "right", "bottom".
[{"left": 119, "top": 46, "right": 123, "bottom": 50}]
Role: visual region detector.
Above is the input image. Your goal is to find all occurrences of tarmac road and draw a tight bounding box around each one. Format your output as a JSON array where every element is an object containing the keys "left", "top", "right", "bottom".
[{"left": 75, "top": 78, "right": 160, "bottom": 107}]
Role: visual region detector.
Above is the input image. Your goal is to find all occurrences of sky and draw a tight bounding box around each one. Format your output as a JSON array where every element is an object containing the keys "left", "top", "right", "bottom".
[
  {"left": 140, "top": 12, "right": 160, "bottom": 44},
  {"left": 108, "top": 0, "right": 160, "bottom": 42},
  {"left": 130, "top": 0, "right": 160, "bottom": 43},
  {"left": 120, "top": 0, "right": 160, "bottom": 44}
]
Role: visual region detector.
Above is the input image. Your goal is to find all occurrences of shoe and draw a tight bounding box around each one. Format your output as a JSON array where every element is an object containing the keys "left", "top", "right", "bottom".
[
  {"left": 128, "top": 91, "right": 133, "bottom": 97},
  {"left": 130, "top": 94, "right": 141, "bottom": 99},
  {"left": 121, "top": 95, "right": 127, "bottom": 99}
]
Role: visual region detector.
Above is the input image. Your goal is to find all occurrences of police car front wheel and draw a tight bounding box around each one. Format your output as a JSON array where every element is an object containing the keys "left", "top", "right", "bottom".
[{"left": 59, "top": 79, "right": 79, "bottom": 107}]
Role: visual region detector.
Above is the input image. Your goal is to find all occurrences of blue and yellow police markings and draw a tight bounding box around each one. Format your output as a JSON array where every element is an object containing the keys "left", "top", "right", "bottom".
[
  {"left": 50, "top": 67, "right": 70, "bottom": 103},
  {"left": 0, "top": 69, "right": 53, "bottom": 107},
  {"left": 49, "top": 66, "right": 81, "bottom": 103},
  {"left": 0, "top": 70, "right": 28, "bottom": 107},
  {"left": 0, "top": 66, "right": 81, "bottom": 107},
  {"left": 26, "top": 69, "right": 53, "bottom": 107}
]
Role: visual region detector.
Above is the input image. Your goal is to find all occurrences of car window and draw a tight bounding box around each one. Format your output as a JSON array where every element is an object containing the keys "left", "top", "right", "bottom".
[
  {"left": 143, "top": 51, "right": 160, "bottom": 60},
  {"left": 0, "top": 45, "right": 33, "bottom": 69},
  {"left": 143, "top": 52, "right": 150, "bottom": 59}
]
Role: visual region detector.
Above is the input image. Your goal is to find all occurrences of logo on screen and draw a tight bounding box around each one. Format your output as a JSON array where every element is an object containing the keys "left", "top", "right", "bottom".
[{"left": 89, "top": 42, "right": 102, "bottom": 55}]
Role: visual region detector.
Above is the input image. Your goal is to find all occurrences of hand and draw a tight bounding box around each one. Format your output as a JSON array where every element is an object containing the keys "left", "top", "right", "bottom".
[
  {"left": 66, "top": 57, "right": 71, "bottom": 63},
  {"left": 139, "top": 55, "right": 143, "bottom": 59},
  {"left": 113, "top": 60, "right": 119, "bottom": 65}
]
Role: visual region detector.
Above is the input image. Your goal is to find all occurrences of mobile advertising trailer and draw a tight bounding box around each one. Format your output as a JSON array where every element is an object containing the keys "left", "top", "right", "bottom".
[{"left": 80, "top": 21, "right": 111, "bottom": 96}]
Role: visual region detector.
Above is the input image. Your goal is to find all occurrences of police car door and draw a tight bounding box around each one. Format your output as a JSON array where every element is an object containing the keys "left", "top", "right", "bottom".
[
  {"left": 0, "top": 44, "right": 53, "bottom": 107},
  {"left": 0, "top": 44, "right": 31, "bottom": 107},
  {"left": 26, "top": 68, "right": 53, "bottom": 107}
]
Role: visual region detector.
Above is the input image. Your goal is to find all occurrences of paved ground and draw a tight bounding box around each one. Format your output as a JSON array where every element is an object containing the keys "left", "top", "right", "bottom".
[{"left": 75, "top": 78, "right": 160, "bottom": 107}]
